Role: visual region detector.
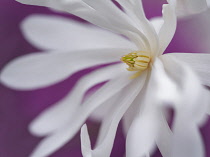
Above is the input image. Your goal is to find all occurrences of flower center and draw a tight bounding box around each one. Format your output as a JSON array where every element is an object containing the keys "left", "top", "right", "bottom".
[{"left": 121, "top": 51, "right": 151, "bottom": 72}]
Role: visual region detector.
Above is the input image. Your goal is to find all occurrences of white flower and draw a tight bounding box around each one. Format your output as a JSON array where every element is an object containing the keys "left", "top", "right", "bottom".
[
  {"left": 1, "top": 0, "right": 210, "bottom": 157},
  {"left": 175, "top": 0, "right": 210, "bottom": 17}
]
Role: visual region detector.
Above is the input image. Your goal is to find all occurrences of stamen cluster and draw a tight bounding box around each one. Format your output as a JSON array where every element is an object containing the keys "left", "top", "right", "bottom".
[{"left": 121, "top": 51, "right": 150, "bottom": 72}]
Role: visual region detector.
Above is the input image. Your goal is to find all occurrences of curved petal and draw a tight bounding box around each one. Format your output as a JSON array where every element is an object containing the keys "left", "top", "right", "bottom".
[
  {"left": 164, "top": 58, "right": 208, "bottom": 157},
  {"left": 0, "top": 48, "right": 130, "bottom": 90},
  {"left": 89, "top": 90, "right": 122, "bottom": 121},
  {"left": 126, "top": 108, "right": 160, "bottom": 157},
  {"left": 21, "top": 15, "right": 137, "bottom": 51},
  {"left": 160, "top": 55, "right": 208, "bottom": 124},
  {"left": 16, "top": 0, "right": 148, "bottom": 50},
  {"left": 171, "top": 119, "right": 205, "bottom": 157},
  {"left": 122, "top": 95, "right": 140, "bottom": 135},
  {"left": 150, "top": 17, "right": 164, "bottom": 34},
  {"left": 149, "top": 58, "right": 179, "bottom": 103},
  {"left": 126, "top": 58, "right": 177, "bottom": 157},
  {"left": 29, "top": 72, "right": 133, "bottom": 157},
  {"left": 165, "top": 53, "right": 210, "bottom": 86},
  {"left": 92, "top": 92, "right": 124, "bottom": 146},
  {"left": 158, "top": 3, "right": 176, "bottom": 56},
  {"left": 29, "top": 63, "right": 125, "bottom": 136},
  {"left": 156, "top": 113, "right": 172, "bottom": 157},
  {"left": 176, "top": 0, "right": 208, "bottom": 17},
  {"left": 159, "top": 55, "right": 208, "bottom": 157},
  {"left": 115, "top": 0, "right": 159, "bottom": 53},
  {"left": 81, "top": 72, "right": 147, "bottom": 157}
]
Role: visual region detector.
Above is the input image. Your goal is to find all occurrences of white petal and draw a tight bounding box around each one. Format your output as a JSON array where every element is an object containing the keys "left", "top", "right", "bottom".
[
  {"left": 126, "top": 109, "right": 160, "bottom": 157},
  {"left": 160, "top": 54, "right": 208, "bottom": 157},
  {"left": 0, "top": 48, "right": 130, "bottom": 90},
  {"left": 81, "top": 72, "right": 147, "bottom": 157},
  {"left": 115, "top": 0, "right": 159, "bottom": 52},
  {"left": 150, "top": 58, "right": 179, "bottom": 103},
  {"left": 208, "top": 0, "right": 210, "bottom": 6},
  {"left": 122, "top": 95, "right": 140, "bottom": 135},
  {"left": 204, "top": 90, "right": 210, "bottom": 115},
  {"left": 171, "top": 119, "right": 205, "bottom": 157},
  {"left": 16, "top": 0, "right": 149, "bottom": 51},
  {"left": 126, "top": 58, "right": 177, "bottom": 157},
  {"left": 160, "top": 55, "right": 208, "bottom": 124},
  {"left": 79, "top": 0, "right": 150, "bottom": 50},
  {"left": 81, "top": 124, "right": 92, "bottom": 157},
  {"left": 150, "top": 17, "right": 164, "bottom": 34},
  {"left": 30, "top": 73, "right": 133, "bottom": 157},
  {"left": 156, "top": 113, "right": 172, "bottom": 157},
  {"left": 29, "top": 63, "right": 125, "bottom": 136},
  {"left": 176, "top": 0, "right": 208, "bottom": 17},
  {"left": 93, "top": 91, "right": 125, "bottom": 146},
  {"left": 158, "top": 3, "right": 176, "bottom": 56},
  {"left": 22, "top": 15, "right": 137, "bottom": 51},
  {"left": 89, "top": 89, "right": 123, "bottom": 121},
  {"left": 165, "top": 53, "right": 210, "bottom": 86}
]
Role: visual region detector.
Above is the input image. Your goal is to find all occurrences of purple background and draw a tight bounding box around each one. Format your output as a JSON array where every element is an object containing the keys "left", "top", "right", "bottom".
[{"left": 0, "top": 0, "right": 210, "bottom": 157}]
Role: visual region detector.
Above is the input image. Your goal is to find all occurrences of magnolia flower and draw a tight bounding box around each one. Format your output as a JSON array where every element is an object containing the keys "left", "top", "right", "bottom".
[
  {"left": 176, "top": 0, "right": 210, "bottom": 17},
  {"left": 1, "top": 0, "right": 210, "bottom": 157}
]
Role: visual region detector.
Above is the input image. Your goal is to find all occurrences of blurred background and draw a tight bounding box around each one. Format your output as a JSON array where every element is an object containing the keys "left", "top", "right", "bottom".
[{"left": 1, "top": 0, "right": 210, "bottom": 156}]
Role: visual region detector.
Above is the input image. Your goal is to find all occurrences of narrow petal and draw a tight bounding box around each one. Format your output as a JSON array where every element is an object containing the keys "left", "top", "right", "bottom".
[
  {"left": 29, "top": 63, "right": 125, "bottom": 136},
  {"left": 171, "top": 119, "right": 205, "bottom": 157},
  {"left": 165, "top": 53, "right": 210, "bottom": 86},
  {"left": 158, "top": 3, "right": 176, "bottom": 56},
  {"left": 92, "top": 91, "right": 125, "bottom": 146},
  {"left": 30, "top": 73, "right": 134, "bottom": 157},
  {"left": 149, "top": 59, "right": 179, "bottom": 103},
  {"left": 150, "top": 17, "right": 164, "bottom": 34},
  {"left": 81, "top": 124, "right": 92, "bottom": 157},
  {"left": 16, "top": 0, "right": 149, "bottom": 51},
  {"left": 176, "top": 0, "right": 208, "bottom": 17},
  {"left": 126, "top": 58, "right": 177, "bottom": 157},
  {"left": 156, "top": 112, "right": 172, "bottom": 157},
  {"left": 22, "top": 15, "right": 137, "bottom": 51},
  {"left": 81, "top": 72, "right": 147, "bottom": 157},
  {"left": 122, "top": 95, "right": 140, "bottom": 135},
  {"left": 0, "top": 48, "right": 130, "bottom": 90},
  {"left": 126, "top": 109, "right": 160, "bottom": 157},
  {"left": 115, "top": 0, "right": 159, "bottom": 53},
  {"left": 161, "top": 55, "right": 207, "bottom": 157},
  {"left": 160, "top": 55, "right": 209, "bottom": 124}
]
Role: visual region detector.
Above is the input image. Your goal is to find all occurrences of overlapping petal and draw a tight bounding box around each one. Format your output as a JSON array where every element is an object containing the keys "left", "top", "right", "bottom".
[
  {"left": 115, "top": 0, "right": 159, "bottom": 53},
  {"left": 160, "top": 55, "right": 208, "bottom": 157},
  {"left": 16, "top": 0, "right": 152, "bottom": 51},
  {"left": 122, "top": 94, "right": 140, "bottom": 135},
  {"left": 156, "top": 114, "right": 172, "bottom": 157},
  {"left": 161, "top": 55, "right": 208, "bottom": 124},
  {"left": 171, "top": 119, "right": 205, "bottom": 157},
  {"left": 30, "top": 72, "right": 134, "bottom": 157},
  {"left": 176, "top": 0, "right": 208, "bottom": 17},
  {"left": 0, "top": 48, "right": 131, "bottom": 90},
  {"left": 29, "top": 63, "right": 125, "bottom": 136},
  {"left": 21, "top": 15, "right": 137, "bottom": 51},
  {"left": 150, "top": 17, "right": 164, "bottom": 34},
  {"left": 81, "top": 72, "right": 147, "bottom": 157},
  {"left": 165, "top": 53, "right": 210, "bottom": 86},
  {"left": 126, "top": 108, "right": 160, "bottom": 157},
  {"left": 7, "top": 1, "right": 210, "bottom": 157},
  {"left": 158, "top": 3, "right": 177, "bottom": 56},
  {"left": 126, "top": 58, "right": 178, "bottom": 157}
]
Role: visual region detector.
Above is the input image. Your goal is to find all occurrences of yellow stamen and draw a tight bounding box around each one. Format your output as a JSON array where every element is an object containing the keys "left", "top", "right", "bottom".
[
  {"left": 121, "top": 51, "right": 150, "bottom": 71},
  {"left": 121, "top": 51, "right": 151, "bottom": 78}
]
